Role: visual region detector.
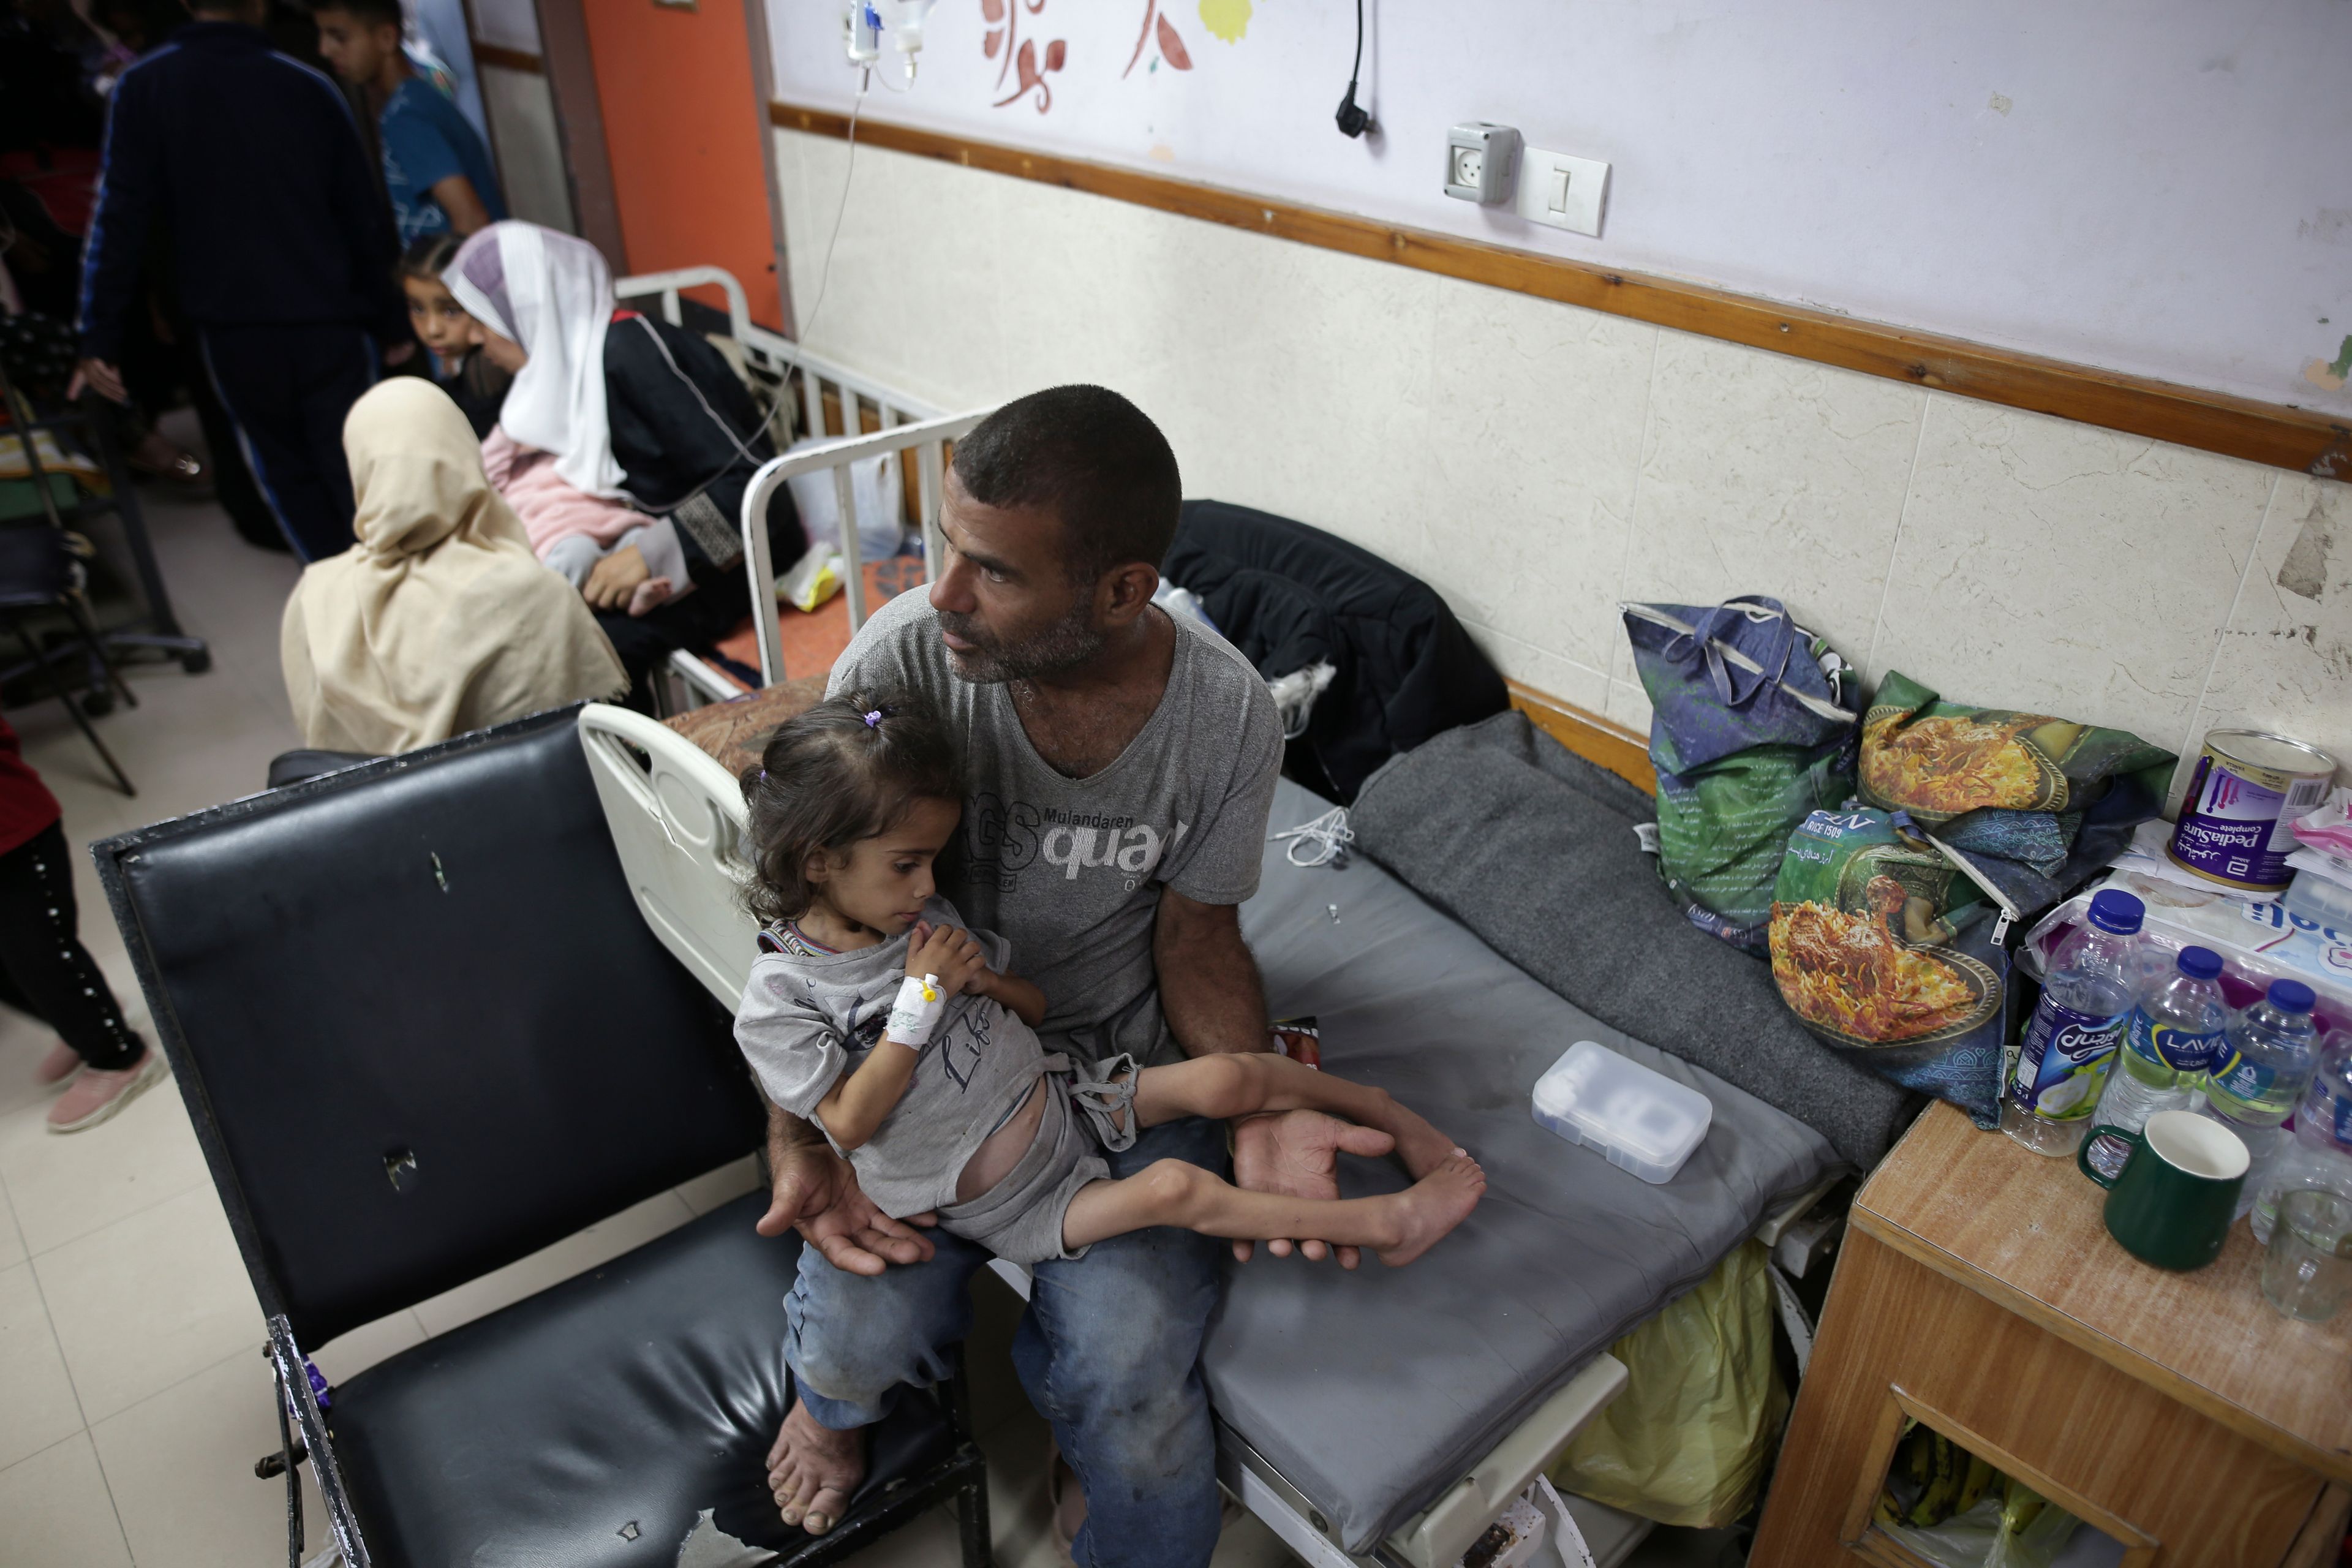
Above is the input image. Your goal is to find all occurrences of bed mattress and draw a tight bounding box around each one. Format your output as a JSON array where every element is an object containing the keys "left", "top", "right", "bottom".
[{"left": 1207, "top": 779, "right": 1839, "bottom": 1552}]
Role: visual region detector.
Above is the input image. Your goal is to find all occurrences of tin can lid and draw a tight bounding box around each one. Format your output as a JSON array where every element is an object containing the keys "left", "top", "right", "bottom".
[{"left": 2203, "top": 730, "right": 2337, "bottom": 774}]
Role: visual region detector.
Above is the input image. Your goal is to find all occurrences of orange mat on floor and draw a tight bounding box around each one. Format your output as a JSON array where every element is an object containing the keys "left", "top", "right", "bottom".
[{"left": 711, "top": 556, "right": 927, "bottom": 685}]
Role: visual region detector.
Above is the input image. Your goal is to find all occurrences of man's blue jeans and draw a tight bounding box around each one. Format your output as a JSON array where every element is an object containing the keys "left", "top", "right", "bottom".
[{"left": 785, "top": 1115, "right": 1226, "bottom": 1568}]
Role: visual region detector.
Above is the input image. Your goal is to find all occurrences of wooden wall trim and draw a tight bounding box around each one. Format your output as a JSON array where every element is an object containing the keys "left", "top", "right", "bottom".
[
  {"left": 469, "top": 39, "right": 544, "bottom": 73},
  {"left": 1506, "top": 681, "right": 1655, "bottom": 793},
  {"left": 770, "top": 101, "right": 2351, "bottom": 480}
]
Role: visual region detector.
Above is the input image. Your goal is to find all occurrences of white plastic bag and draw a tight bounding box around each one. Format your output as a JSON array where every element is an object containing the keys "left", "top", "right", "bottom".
[{"left": 782, "top": 439, "right": 904, "bottom": 564}]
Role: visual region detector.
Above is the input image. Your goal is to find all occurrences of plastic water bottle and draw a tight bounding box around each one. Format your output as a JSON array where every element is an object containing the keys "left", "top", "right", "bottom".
[
  {"left": 2250, "top": 1030, "right": 2352, "bottom": 1244},
  {"left": 2003, "top": 889, "right": 2144, "bottom": 1156},
  {"left": 2197, "top": 979, "right": 2322, "bottom": 1212},
  {"left": 2078, "top": 945, "right": 2227, "bottom": 1183}
]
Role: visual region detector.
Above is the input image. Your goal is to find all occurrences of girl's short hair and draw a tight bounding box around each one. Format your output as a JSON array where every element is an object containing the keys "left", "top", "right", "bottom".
[
  {"left": 741, "top": 692, "right": 962, "bottom": 925},
  {"left": 398, "top": 232, "right": 464, "bottom": 285}
]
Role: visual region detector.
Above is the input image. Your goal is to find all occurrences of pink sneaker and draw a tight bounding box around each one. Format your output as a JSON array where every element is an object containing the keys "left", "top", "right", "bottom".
[
  {"left": 46, "top": 1047, "right": 165, "bottom": 1134},
  {"left": 37, "top": 1041, "right": 82, "bottom": 1087}
]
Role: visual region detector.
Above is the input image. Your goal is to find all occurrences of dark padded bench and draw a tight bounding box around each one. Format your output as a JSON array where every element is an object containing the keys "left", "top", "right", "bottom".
[{"left": 97, "top": 706, "right": 988, "bottom": 1568}]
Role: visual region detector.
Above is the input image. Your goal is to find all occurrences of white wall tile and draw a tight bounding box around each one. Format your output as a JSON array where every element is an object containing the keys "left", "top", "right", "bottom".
[
  {"left": 1871, "top": 396, "right": 2277, "bottom": 752},
  {"left": 2185, "top": 473, "right": 2352, "bottom": 791},
  {"left": 1462, "top": 624, "right": 1609, "bottom": 714},
  {"left": 1625, "top": 330, "right": 1925, "bottom": 660},
  {"left": 1416, "top": 281, "right": 1654, "bottom": 679},
  {"left": 768, "top": 136, "right": 2348, "bottom": 765},
  {"left": 782, "top": 137, "right": 1012, "bottom": 412},
  {"left": 1604, "top": 678, "right": 1655, "bottom": 739}
]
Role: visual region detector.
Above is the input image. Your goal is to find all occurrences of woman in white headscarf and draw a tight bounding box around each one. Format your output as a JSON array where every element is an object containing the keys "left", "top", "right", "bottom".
[
  {"left": 446, "top": 221, "right": 804, "bottom": 690},
  {"left": 280, "top": 378, "right": 625, "bottom": 755}
]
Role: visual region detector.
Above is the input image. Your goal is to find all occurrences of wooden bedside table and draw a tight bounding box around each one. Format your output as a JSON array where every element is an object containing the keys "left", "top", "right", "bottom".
[{"left": 1752, "top": 1102, "right": 2352, "bottom": 1568}]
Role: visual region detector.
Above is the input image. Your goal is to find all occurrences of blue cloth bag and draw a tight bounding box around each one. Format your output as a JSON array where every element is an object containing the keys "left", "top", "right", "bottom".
[{"left": 1623, "top": 597, "right": 1852, "bottom": 772}]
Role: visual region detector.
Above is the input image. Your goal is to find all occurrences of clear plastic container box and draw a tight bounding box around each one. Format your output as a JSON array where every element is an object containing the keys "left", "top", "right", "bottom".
[{"left": 1531, "top": 1040, "right": 1713, "bottom": 1185}]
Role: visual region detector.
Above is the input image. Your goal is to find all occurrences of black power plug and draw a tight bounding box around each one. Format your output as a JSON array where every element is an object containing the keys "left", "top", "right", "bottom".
[{"left": 1335, "top": 0, "right": 1371, "bottom": 138}]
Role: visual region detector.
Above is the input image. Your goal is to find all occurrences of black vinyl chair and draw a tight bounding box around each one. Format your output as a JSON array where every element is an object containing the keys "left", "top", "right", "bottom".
[
  {"left": 96, "top": 706, "right": 990, "bottom": 1568},
  {"left": 0, "top": 521, "right": 140, "bottom": 793}
]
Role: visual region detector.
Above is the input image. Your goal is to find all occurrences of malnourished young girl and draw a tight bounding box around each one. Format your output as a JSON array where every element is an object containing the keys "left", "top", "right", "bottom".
[{"left": 733, "top": 695, "right": 1486, "bottom": 1268}]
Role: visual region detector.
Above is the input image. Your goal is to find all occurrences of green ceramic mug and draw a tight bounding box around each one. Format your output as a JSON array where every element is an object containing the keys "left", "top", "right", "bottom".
[{"left": 2102, "top": 1110, "right": 2250, "bottom": 1272}]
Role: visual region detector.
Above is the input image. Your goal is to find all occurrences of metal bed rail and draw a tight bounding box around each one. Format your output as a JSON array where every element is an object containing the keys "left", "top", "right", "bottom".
[
  {"left": 609, "top": 267, "right": 976, "bottom": 704},
  {"left": 736, "top": 409, "right": 994, "bottom": 687}
]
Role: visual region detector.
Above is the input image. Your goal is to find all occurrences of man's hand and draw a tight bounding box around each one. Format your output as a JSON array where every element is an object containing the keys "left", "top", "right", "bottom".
[
  {"left": 382, "top": 341, "right": 417, "bottom": 367},
  {"left": 583, "top": 544, "right": 652, "bottom": 610},
  {"left": 756, "top": 1115, "right": 935, "bottom": 1276},
  {"left": 67, "top": 358, "right": 129, "bottom": 404},
  {"left": 1230, "top": 1108, "right": 1396, "bottom": 1269}
]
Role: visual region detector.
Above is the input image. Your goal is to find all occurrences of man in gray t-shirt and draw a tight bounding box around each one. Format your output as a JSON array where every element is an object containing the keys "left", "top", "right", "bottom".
[
  {"left": 828, "top": 581, "right": 1282, "bottom": 1071},
  {"left": 758, "top": 389, "right": 1423, "bottom": 1564}
]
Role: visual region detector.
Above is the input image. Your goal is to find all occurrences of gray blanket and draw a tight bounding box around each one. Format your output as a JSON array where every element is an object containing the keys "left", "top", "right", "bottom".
[
  {"left": 1207, "top": 776, "right": 1839, "bottom": 1551},
  {"left": 1348, "top": 712, "right": 1918, "bottom": 1168}
]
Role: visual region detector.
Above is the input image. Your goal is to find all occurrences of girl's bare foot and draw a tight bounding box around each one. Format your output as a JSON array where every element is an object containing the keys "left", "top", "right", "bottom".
[
  {"left": 766, "top": 1398, "right": 865, "bottom": 1534},
  {"left": 1393, "top": 1120, "right": 1468, "bottom": 1180},
  {"left": 1374, "top": 1154, "right": 1487, "bottom": 1267}
]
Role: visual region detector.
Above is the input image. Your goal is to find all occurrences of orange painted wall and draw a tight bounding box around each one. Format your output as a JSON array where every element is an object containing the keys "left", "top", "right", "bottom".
[{"left": 577, "top": 0, "right": 780, "bottom": 325}]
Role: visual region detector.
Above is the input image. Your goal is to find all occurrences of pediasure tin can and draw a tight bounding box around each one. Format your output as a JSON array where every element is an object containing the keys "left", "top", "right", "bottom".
[{"left": 2166, "top": 731, "right": 2337, "bottom": 892}]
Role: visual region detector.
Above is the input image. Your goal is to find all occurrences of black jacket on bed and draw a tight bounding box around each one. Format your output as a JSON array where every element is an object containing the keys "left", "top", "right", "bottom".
[
  {"left": 604, "top": 311, "right": 802, "bottom": 595},
  {"left": 1163, "top": 500, "right": 1509, "bottom": 801}
]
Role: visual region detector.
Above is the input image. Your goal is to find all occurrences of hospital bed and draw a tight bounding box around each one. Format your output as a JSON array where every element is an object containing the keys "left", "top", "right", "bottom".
[
  {"left": 582, "top": 273, "right": 1847, "bottom": 1564},
  {"left": 609, "top": 269, "right": 978, "bottom": 707}
]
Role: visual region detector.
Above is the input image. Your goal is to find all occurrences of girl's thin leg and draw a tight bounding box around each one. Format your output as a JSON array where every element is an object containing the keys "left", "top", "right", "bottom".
[
  {"left": 1061, "top": 1155, "right": 1485, "bottom": 1268},
  {"left": 1129, "top": 1054, "right": 1463, "bottom": 1173}
]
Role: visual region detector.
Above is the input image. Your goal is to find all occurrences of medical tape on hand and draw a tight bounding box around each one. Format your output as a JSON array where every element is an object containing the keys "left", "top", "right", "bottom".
[{"left": 885, "top": 973, "right": 945, "bottom": 1046}]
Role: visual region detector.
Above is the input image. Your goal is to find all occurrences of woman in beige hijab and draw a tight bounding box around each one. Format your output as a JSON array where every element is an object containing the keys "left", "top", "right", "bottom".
[{"left": 282, "top": 379, "right": 626, "bottom": 754}]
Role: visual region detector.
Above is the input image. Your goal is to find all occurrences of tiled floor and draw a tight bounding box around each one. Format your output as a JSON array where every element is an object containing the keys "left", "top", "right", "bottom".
[{"left": 0, "top": 468, "right": 1301, "bottom": 1566}]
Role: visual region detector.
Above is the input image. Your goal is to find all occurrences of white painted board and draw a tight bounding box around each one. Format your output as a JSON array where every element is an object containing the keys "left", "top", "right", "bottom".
[{"left": 767, "top": 0, "right": 2352, "bottom": 415}]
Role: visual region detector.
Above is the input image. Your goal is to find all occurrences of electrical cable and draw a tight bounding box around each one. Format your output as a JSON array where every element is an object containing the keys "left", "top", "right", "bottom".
[
  {"left": 1270, "top": 807, "right": 1355, "bottom": 869},
  {"left": 646, "top": 70, "right": 868, "bottom": 521},
  {"left": 1333, "top": 0, "right": 1371, "bottom": 138}
]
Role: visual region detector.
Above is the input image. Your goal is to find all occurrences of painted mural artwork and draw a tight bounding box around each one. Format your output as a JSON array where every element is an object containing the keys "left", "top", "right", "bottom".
[
  {"left": 1123, "top": 0, "right": 1192, "bottom": 77},
  {"left": 981, "top": 0, "right": 1254, "bottom": 113},
  {"left": 983, "top": 0, "right": 1066, "bottom": 111}
]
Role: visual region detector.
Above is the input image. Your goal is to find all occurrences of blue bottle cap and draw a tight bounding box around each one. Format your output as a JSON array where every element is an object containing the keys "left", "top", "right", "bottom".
[
  {"left": 2087, "top": 888, "right": 2145, "bottom": 936},
  {"left": 2177, "top": 946, "right": 2223, "bottom": 979},
  {"left": 2268, "top": 979, "right": 2316, "bottom": 1014}
]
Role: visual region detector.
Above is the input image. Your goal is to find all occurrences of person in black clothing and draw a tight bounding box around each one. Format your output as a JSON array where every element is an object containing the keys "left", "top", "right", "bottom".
[
  {"left": 445, "top": 221, "right": 803, "bottom": 695},
  {"left": 72, "top": 0, "right": 410, "bottom": 562}
]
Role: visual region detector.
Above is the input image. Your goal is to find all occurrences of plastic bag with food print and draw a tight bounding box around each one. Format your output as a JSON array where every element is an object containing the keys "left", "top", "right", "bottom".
[
  {"left": 1768, "top": 806, "right": 2011, "bottom": 1126},
  {"left": 1855, "top": 671, "right": 2174, "bottom": 843}
]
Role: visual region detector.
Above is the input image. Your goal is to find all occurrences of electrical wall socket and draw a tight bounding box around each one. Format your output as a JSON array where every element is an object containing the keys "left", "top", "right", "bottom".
[
  {"left": 1444, "top": 123, "right": 1520, "bottom": 205},
  {"left": 1515, "top": 146, "right": 1610, "bottom": 237}
]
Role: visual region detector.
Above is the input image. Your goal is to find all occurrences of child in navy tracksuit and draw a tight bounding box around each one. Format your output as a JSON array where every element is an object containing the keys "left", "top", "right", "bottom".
[{"left": 75, "top": 0, "right": 409, "bottom": 562}]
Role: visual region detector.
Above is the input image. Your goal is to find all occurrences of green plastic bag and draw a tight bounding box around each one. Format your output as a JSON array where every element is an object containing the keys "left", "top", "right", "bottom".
[
  {"left": 1653, "top": 726, "right": 1855, "bottom": 955},
  {"left": 1548, "top": 1242, "right": 1788, "bottom": 1529}
]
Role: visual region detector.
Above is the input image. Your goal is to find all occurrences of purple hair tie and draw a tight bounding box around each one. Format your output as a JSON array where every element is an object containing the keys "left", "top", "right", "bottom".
[{"left": 863, "top": 710, "right": 884, "bottom": 729}]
